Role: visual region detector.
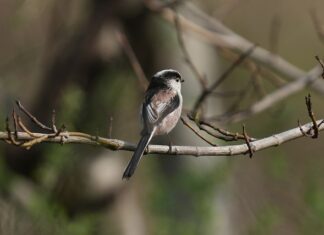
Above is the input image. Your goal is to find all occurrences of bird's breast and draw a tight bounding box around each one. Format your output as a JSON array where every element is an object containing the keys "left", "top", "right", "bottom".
[{"left": 155, "top": 97, "right": 182, "bottom": 136}]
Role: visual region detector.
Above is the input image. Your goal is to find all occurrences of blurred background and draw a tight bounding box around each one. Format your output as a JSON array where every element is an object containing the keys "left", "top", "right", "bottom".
[{"left": 0, "top": 0, "right": 324, "bottom": 234}]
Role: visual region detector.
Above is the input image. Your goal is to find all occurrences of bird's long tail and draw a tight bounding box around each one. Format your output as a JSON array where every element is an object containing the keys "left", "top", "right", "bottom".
[{"left": 122, "top": 131, "right": 155, "bottom": 179}]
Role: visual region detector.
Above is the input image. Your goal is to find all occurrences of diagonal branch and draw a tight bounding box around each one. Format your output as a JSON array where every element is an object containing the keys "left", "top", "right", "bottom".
[
  {"left": 145, "top": 0, "right": 324, "bottom": 94},
  {"left": 192, "top": 44, "right": 256, "bottom": 113},
  {"left": 310, "top": 8, "right": 324, "bottom": 44},
  {"left": 298, "top": 93, "right": 321, "bottom": 139},
  {"left": 116, "top": 30, "right": 149, "bottom": 91},
  {"left": 315, "top": 55, "right": 324, "bottom": 79},
  {"left": 16, "top": 100, "right": 53, "bottom": 131},
  {"left": 180, "top": 116, "right": 216, "bottom": 146},
  {"left": 174, "top": 12, "right": 208, "bottom": 89},
  {"left": 242, "top": 124, "right": 254, "bottom": 158},
  {"left": 213, "top": 65, "right": 322, "bottom": 123}
]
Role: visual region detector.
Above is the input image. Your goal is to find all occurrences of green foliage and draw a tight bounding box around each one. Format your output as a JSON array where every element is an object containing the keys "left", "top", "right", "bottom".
[
  {"left": 303, "top": 168, "right": 324, "bottom": 233},
  {"left": 27, "top": 192, "right": 100, "bottom": 235},
  {"left": 58, "top": 85, "right": 85, "bottom": 130},
  {"left": 247, "top": 205, "right": 281, "bottom": 235},
  {"left": 147, "top": 159, "right": 231, "bottom": 235},
  {"left": 266, "top": 150, "right": 287, "bottom": 180},
  {"left": 36, "top": 145, "right": 76, "bottom": 190}
]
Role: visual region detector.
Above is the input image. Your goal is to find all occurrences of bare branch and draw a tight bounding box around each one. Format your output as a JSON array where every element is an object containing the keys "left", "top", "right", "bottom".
[
  {"left": 1, "top": 100, "right": 322, "bottom": 156},
  {"left": 250, "top": 66, "right": 266, "bottom": 98},
  {"left": 115, "top": 30, "right": 148, "bottom": 91},
  {"left": 145, "top": 0, "right": 324, "bottom": 94},
  {"left": 315, "top": 55, "right": 324, "bottom": 79},
  {"left": 196, "top": 118, "right": 257, "bottom": 142},
  {"left": 213, "top": 66, "right": 322, "bottom": 123},
  {"left": 198, "top": 124, "right": 238, "bottom": 142},
  {"left": 51, "top": 109, "right": 58, "bottom": 133},
  {"left": 258, "top": 66, "right": 287, "bottom": 87},
  {"left": 21, "top": 134, "right": 49, "bottom": 150},
  {"left": 192, "top": 44, "right": 256, "bottom": 113},
  {"left": 298, "top": 120, "right": 313, "bottom": 138},
  {"left": 17, "top": 116, "right": 39, "bottom": 138},
  {"left": 219, "top": 47, "right": 287, "bottom": 88},
  {"left": 305, "top": 94, "right": 318, "bottom": 137},
  {"left": 174, "top": 13, "right": 208, "bottom": 89},
  {"left": 180, "top": 116, "right": 216, "bottom": 146},
  {"left": 12, "top": 109, "right": 18, "bottom": 139},
  {"left": 310, "top": 8, "right": 324, "bottom": 44},
  {"left": 5, "top": 117, "right": 20, "bottom": 145},
  {"left": 0, "top": 120, "right": 323, "bottom": 157},
  {"left": 299, "top": 94, "right": 319, "bottom": 139},
  {"left": 108, "top": 116, "right": 113, "bottom": 139},
  {"left": 16, "top": 100, "right": 52, "bottom": 131},
  {"left": 242, "top": 124, "right": 254, "bottom": 158},
  {"left": 218, "top": 80, "right": 253, "bottom": 117}
]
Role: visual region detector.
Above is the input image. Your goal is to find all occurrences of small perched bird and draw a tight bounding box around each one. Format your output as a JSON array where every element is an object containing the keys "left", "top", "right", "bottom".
[{"left": 123, "top": 69, "right": 184, "bottom": 179}]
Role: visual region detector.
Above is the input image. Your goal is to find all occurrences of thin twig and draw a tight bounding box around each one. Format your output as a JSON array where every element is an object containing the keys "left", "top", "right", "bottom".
[
  {"left": 21, "top": 135, "right": 49, "bottom": 150},
  {"left": 53, "top": 125, "right": 65, "bottom": 137},
  {"left": 108, "top": 116, "right": 113, "bottom": 138},
  {"left": 310, "top": 8, "right": 324, "bottom": 44},
  {"left": 52, "top": 109, "right": 58, "bottom": 133},
  {"left": 115, "top": 30, "right": 148, "bottom": 91},
  {"left": 258, "top": 66, "right": 287, "bottom": 87},
  {"left": 297, "top": 120, "right": 312, "bottom": 138},
  {"left": 180, "top": 116, "right": 216, "bottom": 146},
  {"left": 212, "top": 66, "right": 322, "bottom": 123},
  {"left": 250, "top": 66, "right": 266, "bottom": 99},
  {"left": 219, "top": 47, "right": 288, "bottom": 88},
  {"left": 198, "top": 124, "right": 240, "bottom": 142},
  {"left": 305, "top": 94, "right": 319, "bottom": 138},
  {"left": 315, "top": 55, "right": 324, "bottom": 79},
  {"left": 12, "top": 109, "right": 18, "bottom": 139},
  {"left": 16, "top": 100, "right": 52, "bottom": 131},
  {"left": 197, "top": 118, "right": 257, "bottom": 142},
  {"left": 220, "top": 80, "right": 254, "bottom": 117},
  {"left": 192, "top": 44, "right": 256, "bottom": 113},
  {"left": 5, "top": 117, "right": 20, "bottom": 145},
  {"left": 318, "top": 120, "right": 324, "bottom": 128},
  {"left": 211, "top": 89, "right": 247, "bottom": 98},
  {"left": 187, "top": 113, "right": 256, "bottom": 142},
  {"left": 174, "top": 13, "right": 208, "bottom": 89},
  {"left": 242, "top": 124, "right": 253, "bottom": 158},
  {"left": 17, "top": 116, "right": 39, "bottom": 138}
]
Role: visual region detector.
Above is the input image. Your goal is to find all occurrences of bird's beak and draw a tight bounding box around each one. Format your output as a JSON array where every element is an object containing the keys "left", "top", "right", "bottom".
[{"left": 181, "top": 79, "right": 185, "bottom": 83}]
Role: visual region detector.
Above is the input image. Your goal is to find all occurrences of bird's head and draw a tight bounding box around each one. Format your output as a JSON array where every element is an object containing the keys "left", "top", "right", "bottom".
[{"left": 150, "top": 69, "right": 184, "bottom": 92}]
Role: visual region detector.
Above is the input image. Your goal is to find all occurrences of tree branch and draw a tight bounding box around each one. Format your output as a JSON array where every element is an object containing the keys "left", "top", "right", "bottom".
[
  {"left": 145, "top": 0, "right": 324, "bottom": 94},
  {"left": 212, "top": 65, "right": 322, "bottom": 123},
  {"left": 192, "top": 44, "right": 256, "bottom": 113},
  {"left": 115, "top": 30, "right": 149, "bottom": 91},
  {"left": 174, "top": 12, "right": 208, "bottom": 89},
  {"left": 1, "top": 120, "right": 323, "bottom": 157}
]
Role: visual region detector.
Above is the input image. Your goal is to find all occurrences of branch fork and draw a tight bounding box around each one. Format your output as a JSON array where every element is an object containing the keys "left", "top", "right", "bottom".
[
  {"left": 298, "top": 94, "right": 324, "bottom": 139},
  {"left": 5, "top": 101, "right": 67, "bottom": 150}
]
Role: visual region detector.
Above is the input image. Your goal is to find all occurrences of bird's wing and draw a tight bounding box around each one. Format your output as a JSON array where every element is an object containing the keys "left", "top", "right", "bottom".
[{"left": 142, "top": 89, "right": 180, "bottom": 131}]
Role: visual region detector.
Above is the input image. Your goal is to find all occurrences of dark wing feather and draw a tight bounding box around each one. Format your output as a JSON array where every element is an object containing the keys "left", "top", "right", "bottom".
[
  {"left": 156, "top": 94, "right": 180, "bottom": 121},
  {"left": 142, "top": 89, "right": 180, "bottom": 133}
]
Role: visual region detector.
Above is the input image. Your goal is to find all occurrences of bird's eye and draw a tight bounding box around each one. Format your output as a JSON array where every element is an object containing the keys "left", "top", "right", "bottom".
[{"left": 176, "top": 78, "right": 180, "bottom": 82}]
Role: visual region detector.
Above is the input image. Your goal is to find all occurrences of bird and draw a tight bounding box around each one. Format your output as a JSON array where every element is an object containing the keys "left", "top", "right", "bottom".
[{"left": 123, "top": 69, "right": 184, "bottom": 179}]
